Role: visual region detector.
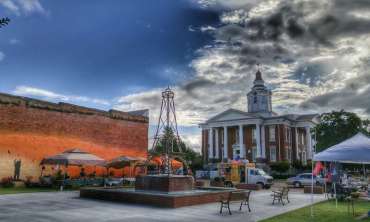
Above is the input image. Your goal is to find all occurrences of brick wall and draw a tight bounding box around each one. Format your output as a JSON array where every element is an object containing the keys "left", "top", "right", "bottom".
[{"left": 0, "top": 93, "right": 148, "bottom": 179}]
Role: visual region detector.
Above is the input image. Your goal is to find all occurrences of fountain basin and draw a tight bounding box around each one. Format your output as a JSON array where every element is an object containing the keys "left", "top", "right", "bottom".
[
  {"left": 135, "top": 174, "right": 194, "bottom": 192},
  {"left": 80, "top": 187, "right": 236, "bottom": 208}
]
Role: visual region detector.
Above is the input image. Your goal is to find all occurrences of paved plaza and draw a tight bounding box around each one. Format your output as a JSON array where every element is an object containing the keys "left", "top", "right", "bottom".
[{"left": 0, "top": 190, "right": 325, "bottom": 222}]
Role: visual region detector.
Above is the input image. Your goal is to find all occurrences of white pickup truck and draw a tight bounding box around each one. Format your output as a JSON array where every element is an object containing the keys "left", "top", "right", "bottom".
[{"left": 244, "top": 167, "right": 273, "bottom": 189}]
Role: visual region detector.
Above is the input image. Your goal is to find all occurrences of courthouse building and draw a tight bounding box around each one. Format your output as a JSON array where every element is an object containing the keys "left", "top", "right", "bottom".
[{"left": 200, "top": 70, "right": 319, "bottom": 165}]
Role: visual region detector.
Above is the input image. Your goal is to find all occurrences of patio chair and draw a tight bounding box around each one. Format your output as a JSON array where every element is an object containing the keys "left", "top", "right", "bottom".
[
  {"left": 271, "top": 186, "right": 290, "bottom": 205},
  {"left": 219, "top": 191, "right": 246, "bottom": 215}
]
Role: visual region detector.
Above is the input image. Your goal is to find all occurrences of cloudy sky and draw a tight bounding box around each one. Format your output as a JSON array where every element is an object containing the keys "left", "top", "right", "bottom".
[{"left": 1, "top": 0, "right": 370, "bottom": 151}]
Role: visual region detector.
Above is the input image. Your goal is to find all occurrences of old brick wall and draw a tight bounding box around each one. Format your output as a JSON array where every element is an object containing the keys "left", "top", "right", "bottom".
[{"left": 0, "top": 93, "right": 148, "bottom": 179}]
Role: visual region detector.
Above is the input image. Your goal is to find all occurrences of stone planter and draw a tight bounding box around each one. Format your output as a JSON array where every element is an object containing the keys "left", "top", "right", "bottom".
[{"left": 304, "top": 186, "right": 324, "bottom": 194}]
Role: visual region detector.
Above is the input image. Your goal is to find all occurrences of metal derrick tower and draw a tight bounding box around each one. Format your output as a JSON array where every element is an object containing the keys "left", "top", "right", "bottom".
[{"left": 151, "top": 87, "right": 183, "bottom": 175}]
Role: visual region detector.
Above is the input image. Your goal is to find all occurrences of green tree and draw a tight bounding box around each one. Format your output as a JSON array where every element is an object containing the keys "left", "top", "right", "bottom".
[
  {"left": 150, "top": 127, "right": 184, "bottom": 155},
  {"left": 314, "top": 110, "right": 369, "bottom": 152},
  {"left": 0, "top": 17, "right": 10, "bottom": 28},
  {"left": 150, "top": 127, "right": 203, "bottom": 172}
]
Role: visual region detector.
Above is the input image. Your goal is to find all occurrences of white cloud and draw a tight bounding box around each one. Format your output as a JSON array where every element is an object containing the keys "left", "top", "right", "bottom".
[
  {"left": 0, "top": 0, "right": 20, "bottom": 15},
  {"left": 188, "top": 25, "right": 196, "bottom": 32},
  {"left": 0, "top": 0, "right": 47, "bottom": 16},
  {"left": 13, "top": 86, "right": 110, "bottom": 106}
]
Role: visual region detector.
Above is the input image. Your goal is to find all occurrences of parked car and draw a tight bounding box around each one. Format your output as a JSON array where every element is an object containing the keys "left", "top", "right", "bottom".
[{"left": 287, "top": 173, "right": 325, "bottom": 188}]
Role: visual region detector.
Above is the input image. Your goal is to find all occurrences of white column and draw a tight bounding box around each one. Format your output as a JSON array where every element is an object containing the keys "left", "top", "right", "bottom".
[
  {"left": 208, "top": 128, "right": 214, "bottom": 159},
  {"left": 256, "top": 124, "right": 261, "bottom": 158},
  {"left": 261, "top": 125, "right": 266, "bottom": 158},
  {"left": 239, "top": 125, "right": 244, "bottom": 158},
  {"left": 223, "top": 126, "right": 228, "bottom": 160},
  {"left": 305, "top": 126, "right": 312, "bottom": 160},
  {"left": 215, "top": 128, "right": 219, "bottom": 159},
  {"left": 295, "top": 127, "right": 299, "bottom": 160}
]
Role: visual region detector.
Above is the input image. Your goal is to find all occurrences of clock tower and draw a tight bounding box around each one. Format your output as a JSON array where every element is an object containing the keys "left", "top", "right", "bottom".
[{"left": 247, "top": 68, "right": 272, "bottom": 116}]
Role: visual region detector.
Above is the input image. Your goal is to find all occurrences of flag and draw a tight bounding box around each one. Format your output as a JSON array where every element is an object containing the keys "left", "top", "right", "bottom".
[{"left": 313, "top": 161, "right": 323, "bottom": 176}]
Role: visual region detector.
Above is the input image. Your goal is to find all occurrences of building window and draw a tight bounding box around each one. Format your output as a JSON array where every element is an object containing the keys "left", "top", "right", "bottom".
[
  {"left": 269, "top": 126, "right": 275, "bottom": 142},
  {"left": 235, "top": 129, "right": 239, "bottom": 143},
  {"left": 270, "top": 146, "right": 276, "bottom": 162},
  {"left": 252, "top": 146, "right": 257, "bottom": 162}
]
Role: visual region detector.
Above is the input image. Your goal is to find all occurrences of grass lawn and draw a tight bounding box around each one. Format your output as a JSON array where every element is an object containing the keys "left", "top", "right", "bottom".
[
  {"left": 261, "top": 199, "right": 370, "bottom": 222},
  {"left": 0, "top": 187, "right": 59, "bottom": 195}
]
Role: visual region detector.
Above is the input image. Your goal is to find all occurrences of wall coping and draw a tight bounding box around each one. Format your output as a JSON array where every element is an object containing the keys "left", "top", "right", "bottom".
[{"left": 0, "top": 92, "right": 149, "bottom": 123}]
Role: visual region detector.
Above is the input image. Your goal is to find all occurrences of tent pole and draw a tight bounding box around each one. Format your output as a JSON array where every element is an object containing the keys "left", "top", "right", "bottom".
[
  {"left": 334, "top": 182, "right": 338, "bottom": 208},
  {"left": 311, "top": 160, "right": 314, "bottom": 217},
  {"left": 310, "top": 128, "right": 317, "bottom": 218}
]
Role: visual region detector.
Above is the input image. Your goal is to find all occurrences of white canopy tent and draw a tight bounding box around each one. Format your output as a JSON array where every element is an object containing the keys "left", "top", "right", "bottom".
[
  {"left": 314, "top": 132, "right": 370, "bottom": 164},
  {"left": 310, "top": 132, "right": 370, "bottom": 215}
]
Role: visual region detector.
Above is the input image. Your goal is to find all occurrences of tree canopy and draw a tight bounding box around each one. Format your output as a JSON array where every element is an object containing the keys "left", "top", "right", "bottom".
[
  {"left": 150, "top": 127, "right": 203, "bottom": 172},
  {"left": 314, "top": 110, "right": 369, "bottom": 152}
]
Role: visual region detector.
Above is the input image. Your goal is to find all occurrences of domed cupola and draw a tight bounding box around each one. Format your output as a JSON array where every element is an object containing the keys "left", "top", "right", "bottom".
[{"left": 247, "top": 67, "right": 273, "bottom": 116}]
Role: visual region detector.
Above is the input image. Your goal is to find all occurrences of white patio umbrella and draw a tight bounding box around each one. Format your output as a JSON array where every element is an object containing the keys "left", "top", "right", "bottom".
[
  {"left": 40, "top": 148, "right": 106, "bottom": 190},
  {"left": 106, "top": 155, "right": 146, "bottom": 177}
]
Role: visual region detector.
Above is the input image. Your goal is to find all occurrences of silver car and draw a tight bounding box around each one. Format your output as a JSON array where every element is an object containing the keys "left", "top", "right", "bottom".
[{"left": 287, "top": 173, "right": 325, "bottom": 188}]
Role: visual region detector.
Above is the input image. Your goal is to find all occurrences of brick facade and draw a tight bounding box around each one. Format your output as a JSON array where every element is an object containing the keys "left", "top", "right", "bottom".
[{"left": 0, "top": 93, "right": 148, "bottom": 179}]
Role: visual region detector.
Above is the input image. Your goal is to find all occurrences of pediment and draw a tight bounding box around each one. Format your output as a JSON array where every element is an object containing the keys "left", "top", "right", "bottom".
[{"left": 206, "top": 109, "right": 258, "bottom": 123}]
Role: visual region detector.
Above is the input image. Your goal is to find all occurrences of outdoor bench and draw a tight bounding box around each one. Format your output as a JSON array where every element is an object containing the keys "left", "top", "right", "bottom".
[
  {"left": 271, "top": 186, "right": 290, "bottom": 205},
  {"left": 219, "top": 190, "right": 252, "bottom": 215}
]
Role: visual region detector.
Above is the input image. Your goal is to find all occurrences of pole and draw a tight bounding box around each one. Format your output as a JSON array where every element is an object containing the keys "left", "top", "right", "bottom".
[
  {"left": 310, "top": 128, "right": 316, "bottom": 218},
  {"left": 61, "top": 164, "right": 67, "bottom": 191},
  {"left": 311, "top": 160, "right": 314, "bottom": 217},
  {"left": 334, "top": 182, "right": 338, "bottom": 208}
]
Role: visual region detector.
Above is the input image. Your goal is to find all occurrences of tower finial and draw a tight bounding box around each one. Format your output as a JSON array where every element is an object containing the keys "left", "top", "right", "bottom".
[{"left": 255, "top": 63, "right": 263, "bottom": 82}]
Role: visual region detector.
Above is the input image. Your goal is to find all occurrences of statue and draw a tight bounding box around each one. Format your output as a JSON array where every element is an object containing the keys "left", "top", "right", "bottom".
[{"left": 13, "top": 158, "right": 22, "bottom": 180}]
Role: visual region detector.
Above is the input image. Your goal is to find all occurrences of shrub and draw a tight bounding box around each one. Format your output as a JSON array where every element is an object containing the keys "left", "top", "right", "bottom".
[
  {"left": 24, "top": 176, "right": 34, "bottom": 188},
  {"left": 271, "top": 174, "right": 295, "bottom": 180},
  {"left": 213, "top": 177, "right": 225, "bottom": 182},
  {"left": 291, "top": 160, "right": 313, "bottom": 173},
  {"left": 1, "top": 177, "right": 15, "bottom": 188},
  {"left": 270, "top": 161, "right": 290, "bottom": 173}
]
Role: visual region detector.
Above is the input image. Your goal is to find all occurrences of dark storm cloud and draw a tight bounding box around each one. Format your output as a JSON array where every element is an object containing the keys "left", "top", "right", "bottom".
[
  {"left": 181, "top": 78, "right": 214, "bottom": 97},
  {"left": 217, "top": 1, "right": 370, "bottom": 47},
  {"left": 197, "top": 1, "right": 370, "bottom": 123},
  {"left": 300, "top": 74, "right": 370, "bottom": 114},
  {"left": 333, "top": 0, "right": 370, "bottom": 9}
]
